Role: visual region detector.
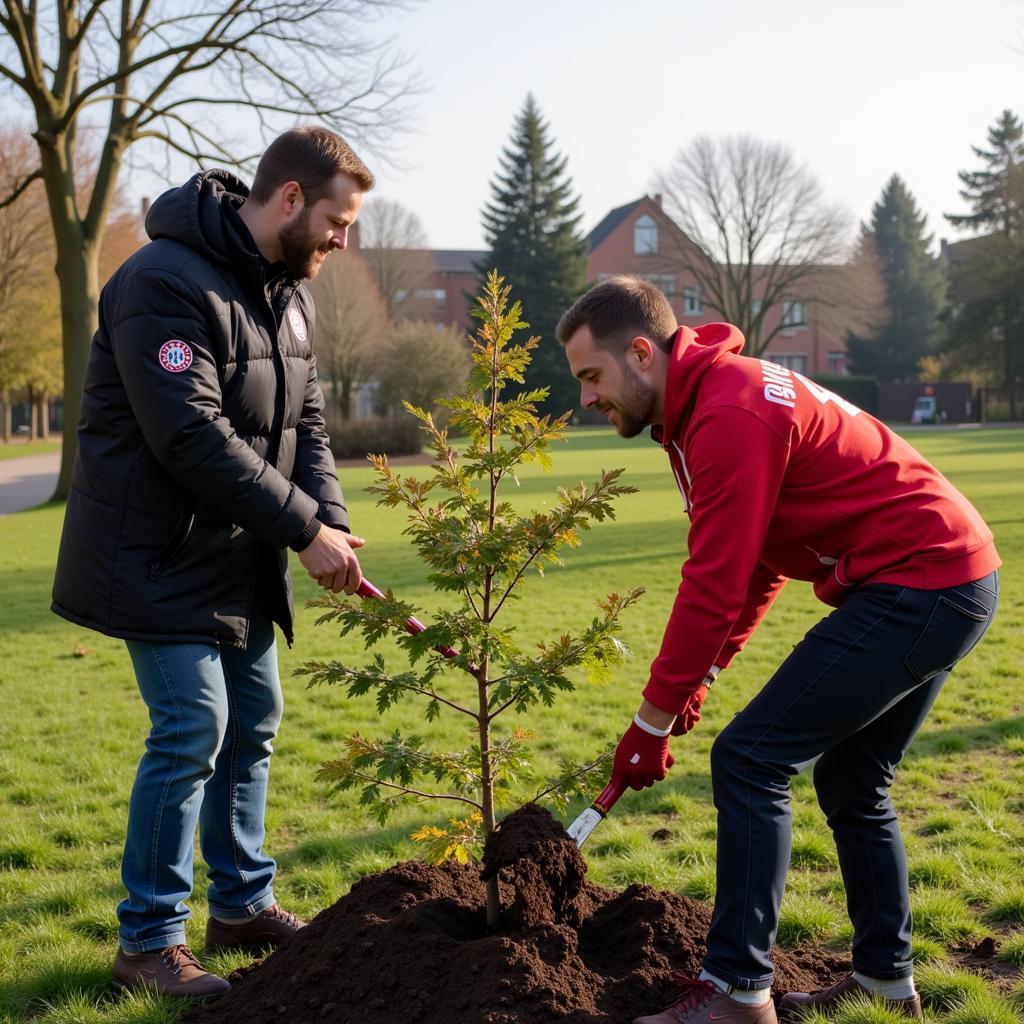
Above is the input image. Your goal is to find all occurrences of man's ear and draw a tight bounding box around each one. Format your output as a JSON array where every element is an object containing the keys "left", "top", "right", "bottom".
[
  {"left": 630, "top": 336, "right": 655, "bottom": 369},
  {"left": 279, "top": 181, "right": 303, "bottom": 216}
]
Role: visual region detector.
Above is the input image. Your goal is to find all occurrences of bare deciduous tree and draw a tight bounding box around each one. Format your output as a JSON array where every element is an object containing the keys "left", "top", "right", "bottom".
[
  {"left": 357, "top": 196, "right": 434, "bottom": 320},
  {"left": 307, "top": 249, "right": 389, "bottom": 418},
  {"left": 0, "top": 0, "right": 420, "bottom": 497},
  {"left": 653, "top": 135, "right": 872, "bottom": 357},
  {"left": 0, "top": 127, "right": 57, "bottom": 439}
]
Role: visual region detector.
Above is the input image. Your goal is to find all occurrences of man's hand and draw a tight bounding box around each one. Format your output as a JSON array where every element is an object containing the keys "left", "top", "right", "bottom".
[
  {"left": 671, "top": 683, "right": 708, "bottom": 736},
  {"left": 611, "top": 719, "right": 675, "bottom": 791},
  {"left": 297, "top": 526, "right": 365, "bottom": 594}
]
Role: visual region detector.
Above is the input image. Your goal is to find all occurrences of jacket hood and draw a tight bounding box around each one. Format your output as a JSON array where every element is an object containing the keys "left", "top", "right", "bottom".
[
  {"left": 655, "top": 323, "right": 745, "bottom": 444},
  {"left": 145, "top": 169, "right": 254, "bottom": 267}
]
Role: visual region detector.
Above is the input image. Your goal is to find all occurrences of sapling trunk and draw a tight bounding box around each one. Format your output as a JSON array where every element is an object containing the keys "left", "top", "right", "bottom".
[{"left": 477, "top": 659, "right": 500, "bottom": 927}]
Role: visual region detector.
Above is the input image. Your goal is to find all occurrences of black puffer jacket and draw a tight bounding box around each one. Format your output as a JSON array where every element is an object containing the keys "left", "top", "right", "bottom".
[{"left": 52, "top": 170, "right": 347, "bottom": 648}]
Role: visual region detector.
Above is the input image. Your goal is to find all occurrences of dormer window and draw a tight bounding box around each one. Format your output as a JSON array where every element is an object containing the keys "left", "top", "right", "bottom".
[{"left": 634, "top": 214, "right": 658, "bottom": 254}]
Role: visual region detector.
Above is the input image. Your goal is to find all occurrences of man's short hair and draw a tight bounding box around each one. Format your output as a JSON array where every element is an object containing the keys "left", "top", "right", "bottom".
[
  {"left": 249, "top": 126, "right": 375, "bottom": 206},
  {"left": 555, "top": 276, "right": 678, "bottom": 354}
]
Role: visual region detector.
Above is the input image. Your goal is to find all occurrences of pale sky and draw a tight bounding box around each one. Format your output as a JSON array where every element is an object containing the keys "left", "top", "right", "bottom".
[
  {"left": 125, "top": 0, "right": 1022, "bottom": 254},
  {"left": 353, "top": 0, "right": 1022, "bottom": 252}
]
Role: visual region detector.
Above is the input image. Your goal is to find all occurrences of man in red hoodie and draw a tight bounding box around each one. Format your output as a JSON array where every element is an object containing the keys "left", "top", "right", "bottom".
[{"left": 556, "top": 277, "right": 999, "bottom": 1024}]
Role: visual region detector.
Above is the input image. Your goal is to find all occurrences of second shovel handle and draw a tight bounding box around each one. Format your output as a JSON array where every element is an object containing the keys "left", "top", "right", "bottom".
[{"left": 356, "top": 578, "right": 459, "bottom": 660}]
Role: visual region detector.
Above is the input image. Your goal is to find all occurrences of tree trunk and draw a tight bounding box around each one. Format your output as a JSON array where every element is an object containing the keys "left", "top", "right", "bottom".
[
  {"left": 1006, "top": 330, "right": 1018, "bottom": 422},
  {"left": 1, "top": 391, "right": 9, "bottom": 442},
  {"left": 37, "top": 391, "right": 50, "bottom": 439},
  {"left": 52, "top": 238, "right": 100, "bottom": 499},
  {"left": 28, "top": 384, "right": 38, "bottom": 438},
  {"left": 33, "top": 119, "right": 114, "bottom": 501},
  {"left": 340, "top": 378, "right": 352, "bottom": 420}
]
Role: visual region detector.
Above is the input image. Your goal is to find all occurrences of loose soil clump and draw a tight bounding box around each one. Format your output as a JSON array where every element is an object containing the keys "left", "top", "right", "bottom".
[{"left": 188, "top": 805, "right": 846, "bottom": 1024}]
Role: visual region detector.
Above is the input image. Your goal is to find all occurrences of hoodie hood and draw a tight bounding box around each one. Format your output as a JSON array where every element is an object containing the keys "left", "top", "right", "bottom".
[
  {"left": 654, "top": 323, "right": 745, "bottom": 445},
  {"left": 145, "top": 169, "right": 256, "bottom": 268}
]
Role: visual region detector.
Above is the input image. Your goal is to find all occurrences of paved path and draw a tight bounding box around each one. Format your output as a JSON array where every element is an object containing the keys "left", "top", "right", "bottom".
[{"left": 0, "top": 451, "right": 60, "bottom": 514}]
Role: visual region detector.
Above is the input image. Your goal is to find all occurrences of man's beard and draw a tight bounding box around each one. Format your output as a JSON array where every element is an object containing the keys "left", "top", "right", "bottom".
[
  {"left": 608, "top": 362, "right": 657, "bottom": 437},
  {"left": 279, "top": 209, "right": 331, "bottom": 279}
]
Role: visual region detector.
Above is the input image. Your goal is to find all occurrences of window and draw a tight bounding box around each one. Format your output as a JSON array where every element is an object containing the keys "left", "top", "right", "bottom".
[
  {"left": 639, "top": 274, "right": 675, "bottom": 297},
  {"left": 634, "top": 214, "right": 658, "bottom": 255},
  {"left": 751, "top": 299, "right": 763, "bottom": 317},
  {"left": 782, "top": 301, "right": 807, "bottom": 331},
  {"left": 413, "top": 288, "right": 447, "bottom": 309},
  {"left": 827, "top": 351, "right": 846, "bottom": 375},
  {"left": 683, "top": 287, "right": 702, "bottom": 316},
  {"left": 770, "top": 354, "right": 807, "bottom": 374}
]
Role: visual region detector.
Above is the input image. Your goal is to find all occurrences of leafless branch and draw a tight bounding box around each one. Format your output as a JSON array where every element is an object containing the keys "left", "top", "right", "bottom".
[
  {"left": 0, "top": 164, "right": 40, "bottom": 208},
  {"left": 654, "top": 135, "right": 857, "bottom": 357},
  {"left": 358, "top": 197, "right": 433, "bottom": 319}
]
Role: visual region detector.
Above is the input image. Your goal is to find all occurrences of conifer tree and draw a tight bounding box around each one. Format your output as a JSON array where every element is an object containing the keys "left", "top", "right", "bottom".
[
  {"left": 944, "top": 110, "right": 1024, "bottom": 419},
  {"left": 947, "top": 110, "right": 1024, "bottom": 235},
  {"left": 846, "top": 176, "right": 945, "bottom": 381},
  {"left": 479, "top": 95, "right": 588, "bottom": 415}
]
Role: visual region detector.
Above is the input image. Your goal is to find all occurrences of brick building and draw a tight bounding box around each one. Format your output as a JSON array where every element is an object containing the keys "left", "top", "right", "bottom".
[
  {"left": 586, "top": 194, "right": 852, "bottom": 376},
  {"left": 365, "top": 194, "right": 857, "bottom": 377}
]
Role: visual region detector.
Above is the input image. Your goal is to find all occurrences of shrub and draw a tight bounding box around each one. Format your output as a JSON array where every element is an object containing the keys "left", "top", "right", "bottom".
[
  {"left": 322, "top": 412, "right": 423, "bottom": 460},
  {"left": 375, "top": 320, "right": 472, "bottom": 420},
  {"left": 809, "top": 374, "right": 878, "bottom": 414}
]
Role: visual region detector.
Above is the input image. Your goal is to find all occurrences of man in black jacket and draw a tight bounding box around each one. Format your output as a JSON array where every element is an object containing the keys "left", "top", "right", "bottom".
[{"left": 52, "top": 127, "right": 372, "bottom": 999}]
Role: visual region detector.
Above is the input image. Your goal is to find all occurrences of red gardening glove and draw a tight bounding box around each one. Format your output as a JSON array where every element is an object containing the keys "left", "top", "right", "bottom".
[
  {"left": 611, "top": 721, "right": 675, "bottom": 791},
  {"left": 671, "top": 683, "right": 708, "bottom": 736}
]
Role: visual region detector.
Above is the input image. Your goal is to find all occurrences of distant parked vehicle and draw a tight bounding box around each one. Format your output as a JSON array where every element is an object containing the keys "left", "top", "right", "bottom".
[{"left": 910, "top": 395, "right": 939, "bottom": 424}]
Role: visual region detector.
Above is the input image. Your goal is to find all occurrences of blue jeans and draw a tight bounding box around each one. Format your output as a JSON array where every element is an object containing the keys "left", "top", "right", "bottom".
[
  {"left": 703, "top": 572, "right": 999, "bottom": 990},
  {"left": 118, "top": 611, "right": 284, "bottom": 953}
]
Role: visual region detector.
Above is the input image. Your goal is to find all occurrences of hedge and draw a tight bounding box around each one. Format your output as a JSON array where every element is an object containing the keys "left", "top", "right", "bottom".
[
  {"left": 808, "top": 374, "right": 878, "bottom": 414},
  {"left": 323, "top": 412, "right": 424, "bottom": 460}
]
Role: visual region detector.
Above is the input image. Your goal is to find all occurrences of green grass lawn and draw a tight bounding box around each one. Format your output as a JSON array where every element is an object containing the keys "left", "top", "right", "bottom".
[
  {"left": 0, "top": 441, "right": 61, "bottom": 462},
  {"left": 1, "top": 426, "right": 1022, "bottom": 1023}
]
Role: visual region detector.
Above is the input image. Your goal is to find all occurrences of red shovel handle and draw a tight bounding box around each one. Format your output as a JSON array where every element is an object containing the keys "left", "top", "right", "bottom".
[
  {"left": 594, "top": 779, "right": 626, "bottom": 815},
  {"left": 356, "top": 578, "right": 459, "bottom": 660}
]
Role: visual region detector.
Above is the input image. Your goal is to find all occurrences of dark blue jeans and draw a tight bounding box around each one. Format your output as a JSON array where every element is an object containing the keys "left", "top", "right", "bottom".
[
  {"left": 118, "top": 610, "right": 284, "bottom": 953},
  {"left": 703, "top": 571, "right": 999, "bottom": 990}
]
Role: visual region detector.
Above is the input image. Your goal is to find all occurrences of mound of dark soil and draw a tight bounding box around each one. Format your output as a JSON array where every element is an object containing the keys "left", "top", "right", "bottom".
[{"left": 188, "top": 805, "right": 847, "bottom": 1024}]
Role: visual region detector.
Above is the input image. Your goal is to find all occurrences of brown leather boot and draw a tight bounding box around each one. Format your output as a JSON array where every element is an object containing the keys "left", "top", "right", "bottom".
[
  {"left": 205, "top": 903, "right": 306, "bottom": 953},
  {"left": 111, "top": 944, "right": 230, "bottom": 1001},
  {"left": 779, "top": 973, "right": 922, "bottom": 1020},
  {"left": 634, "top": 976, "right": 778, "bottom": 1024}
]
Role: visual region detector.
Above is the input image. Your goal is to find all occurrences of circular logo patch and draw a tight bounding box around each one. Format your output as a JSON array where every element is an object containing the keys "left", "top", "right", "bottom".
[
  {"left": 288, "top": 306, "right": 307, "bottom": 341},
  {"left": 158, "top": 340, "right": 193, "bottom": 373}
]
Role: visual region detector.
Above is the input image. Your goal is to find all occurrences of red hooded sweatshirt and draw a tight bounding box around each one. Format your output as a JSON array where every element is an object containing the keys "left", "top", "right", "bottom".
[{"left": 643, "top": 324, "right": 1001, "bottom": 717}]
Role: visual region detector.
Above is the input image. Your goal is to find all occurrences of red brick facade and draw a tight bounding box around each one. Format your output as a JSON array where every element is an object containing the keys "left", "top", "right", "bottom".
[
  {"left": 585, "top": 195, "right": 850, "bottom": 376},
  {"left": 364, "top": 196, "right": 853, "bottom": 377}
]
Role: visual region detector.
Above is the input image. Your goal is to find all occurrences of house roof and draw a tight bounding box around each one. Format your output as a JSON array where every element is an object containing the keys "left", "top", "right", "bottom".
[
  {"left": 939, "top": 234, "right": 992, "bottom": 265},
  {"left": 431, "top": 249, "right": 487, "bottom": 274},
  {"left": 586, "top": 198, "right": 644, "bottom": 252}
]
